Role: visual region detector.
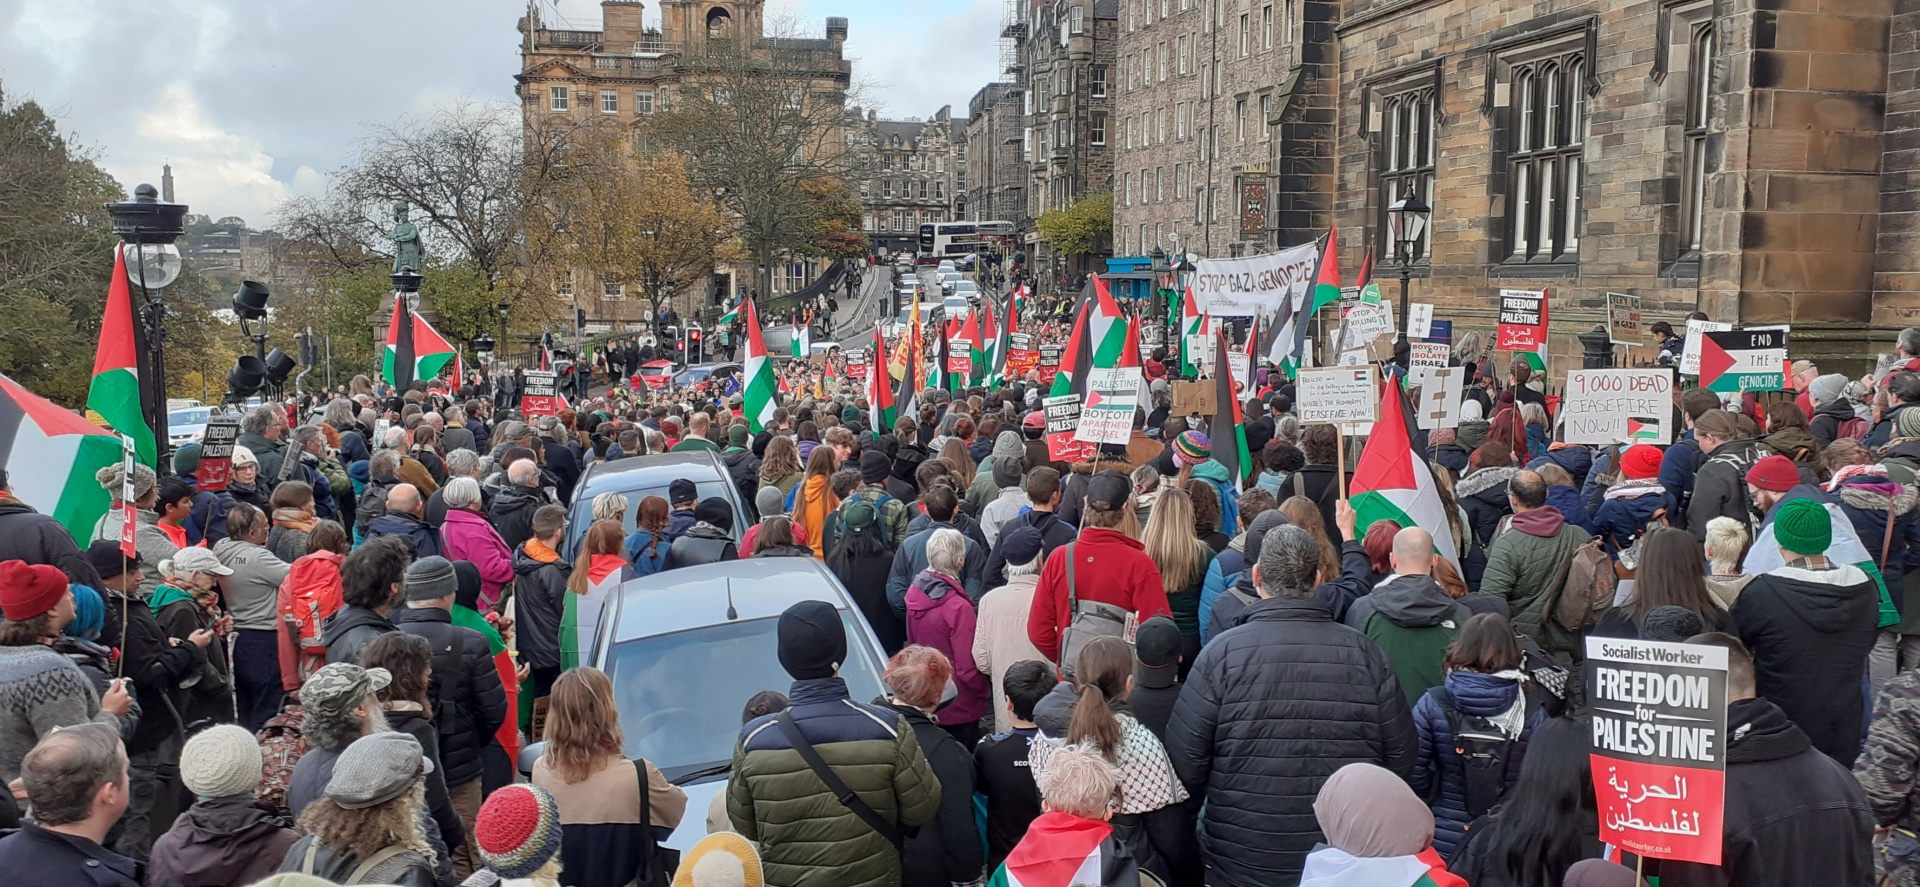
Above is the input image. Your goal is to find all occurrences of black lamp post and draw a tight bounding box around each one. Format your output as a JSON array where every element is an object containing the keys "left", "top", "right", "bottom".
[
  {"left": 1385, "top": 186, "right": 1432, "bottom": 342},
  {"left": 106, "top": 184, "right": 187, "bottom": 473},
  {"left": 473, "top": 334, "right": 496, "bottom": 364},
  {"left": 225, "top": 280, "right": 272, "bottom": 404}
]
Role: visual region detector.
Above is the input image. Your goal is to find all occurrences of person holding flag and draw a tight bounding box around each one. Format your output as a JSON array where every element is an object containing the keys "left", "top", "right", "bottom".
[{"left": 740, "top": 296, "right": 780, "bottom": 434}]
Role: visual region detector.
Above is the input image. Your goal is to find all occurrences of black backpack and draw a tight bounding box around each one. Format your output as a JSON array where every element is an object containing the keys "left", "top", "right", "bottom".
[{"left": 1428, "top": 687, "right": 1516, "bottom": 819}]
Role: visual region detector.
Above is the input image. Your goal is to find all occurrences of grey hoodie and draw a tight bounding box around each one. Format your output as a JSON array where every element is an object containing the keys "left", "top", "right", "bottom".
[{"left": 1344, "top": 573, "right": 1469, "bottom": 631}]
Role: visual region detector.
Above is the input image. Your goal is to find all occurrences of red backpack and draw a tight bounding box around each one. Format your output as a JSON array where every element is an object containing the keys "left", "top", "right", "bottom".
[{"left": 279, "top": 551, "right": 346, "bottom": 689}]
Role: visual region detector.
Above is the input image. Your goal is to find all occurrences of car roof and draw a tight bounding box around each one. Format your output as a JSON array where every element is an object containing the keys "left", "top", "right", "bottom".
[
  {"left": 573, "top": 450, "right": 732, "bottom": 502},
  {"left": 605, "top": 558, "right": 860, "bottom": 640}
]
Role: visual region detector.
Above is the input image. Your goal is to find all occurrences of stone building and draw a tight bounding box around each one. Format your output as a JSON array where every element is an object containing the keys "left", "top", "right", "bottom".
[
  {"left": 1012, "top": 0, "right": 1120, "bottom": 278},
  {"left": 852, "top": 107, "right": 967, "bottom": 255},
  {"left": 967, "top": 82, "right": 1028, "bottom": 227},
  {"left": 1334, "top": 0, "right": 1913, "bottom": 367},
  {"left": 516, "top": 0, "right": 854, "bottom": 323}
]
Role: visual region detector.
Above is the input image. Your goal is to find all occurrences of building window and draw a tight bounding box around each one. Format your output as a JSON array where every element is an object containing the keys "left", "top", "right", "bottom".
[
  {"left": 549, "top": 86, "right": 570, "bottom": 112},
  {"left": 1175, "top": 163, "right": 1187, "bottom": 194},
  {"left": 936, "top": 155, "right": 946, "bottom": 173},
  {"left": 1126, "top": 115, "right": 1135, "bottom": 149},
  {"left": 1263, "top": 4, "right": 1273, "bottom": 49},
  {"left": 1177, "top": 103, "right": 1189, "bottom": 139},
  {"left": 601, "top": 90, "right": 618, "bottom": 114},
  {"left": 1376, "top": 82, "right": 1437, "bottom": 263},
  {"left": 712, "top": 86, "right": 730, "bottom": 105},
  {"left": 882, "top": 153, "right": 893, "bottom": 170},
  {"left": 557, "top": 276, "right": 573, "bottom": 297},
  {"left": 1239, "top": 13, "right": 1250, "bottom": 56},
  {"left": 1258, "top": 94, "right": 1272, "bottom": 140},
  {"left": 1236, "top": 97, "right": 1248, "bottom": 142},
  {"left": 882, "top": 180, "right": 894, "bottom": 198},
  {"left": 1124, "top": 173, "right": 1133, "bottom": 205},
  {"left": 635, "top": 91, "right": 654, "bottom": 114},
  {"left": 1680, "top": 23, "right": 1715, "bottom": 258},
  {"left": 1092, "top": 65, "right": 1108, "bottom": 98},
  {"left": 604, "top": 282, "right": 624, "bottom": 300},
  {"left": 1157, "top": 167, "right": 1166, "bottom": 201},
  {"left": 1141, "top": 167, "right": 1150, "bottom": 202},
  {"left": 1196, "top": 186, "right": 1206, "bottom": 224},
  {"left": 1158, "top": 109, "right": 1168, "bottom": 143},
  {"left": 1200, "top": 63, "right": 1210, "bottom": 99},
  {"left": 658, "top": 85, "right": 670, "bottom": 110},
  {"left": 1092, "top": 112, "right": 1108, "bottom": 146},
  {"left": 1159, "top": 43, "right": 1169, "bottom": 81},
  {"left": 594, "top": 56, "right": 621, "bottom": 70},
  {"left": 1503, "top": 44, "right": 1588, "bottom": 264},
  {"left": 1178, "top": 36, "right": 1191, "bottom": 74},
  {"left": 1071, "top": 4, "right": 1085, "bottom": 33}
]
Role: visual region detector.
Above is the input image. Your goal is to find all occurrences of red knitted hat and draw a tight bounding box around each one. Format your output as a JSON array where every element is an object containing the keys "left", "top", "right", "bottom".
[
  {"left": 0, "top": 560, "right": 67, "bottom": 622},
  {"left": 473, "top": 783, "right": 563, "bottom": 878},
  {"left": 1745, "top": 454, "right": 1801, "bottom": 493},
  {"left": 1619, "top": 445, "right": 1663, "bottom": 480}
]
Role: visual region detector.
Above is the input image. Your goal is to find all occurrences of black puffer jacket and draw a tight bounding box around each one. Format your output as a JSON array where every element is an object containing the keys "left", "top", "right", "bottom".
[
  {"left": 511, "top": 547, "right": 569, "bottom": 671},
  {"left": 1456, "top": 466, "right": 1518, "bottom": 549},
  {"left": 487, "top": 485, "right": 544, "bottom": 553},
  {"left": 389, "top": 607, "right": 507, "bottom": 787},
  {"left": 0, "top": 499, "right": 103, "bottom": 589},
  {"left": 663, "top": 523, "right": 738, "bottom": 571},
  {"left": 1164, "top": 595, "right": 1417, "bottom": 887},
  {"left": 320, "top": 605, "right": 393, "bottom": 666},
  {"left": 722, "top": 448, "right": 761, "bottom": 517},
  {"left": 110, "top": 592, "right": 203, "bottom": 755}
]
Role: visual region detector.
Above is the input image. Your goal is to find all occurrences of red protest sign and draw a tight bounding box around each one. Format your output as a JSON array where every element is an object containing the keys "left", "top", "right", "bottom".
[
  {"left": 1006, "top": 349, "right": 1040, "bottom": 379},
  {"left": 521, "top": 370, "right": 561, "bottom": 418},
  {"left": 1044, "top": 394, "right": 1096, "bottom": 462},
  {"left": 1495, "top": 288, "right": 1548, "bottom": 351},
  {"left": 1587, "top": 637, "right": 1729, "bottom": 865},
  {"left": 195, "top": 416, "right": 241, "bottom": 492}
]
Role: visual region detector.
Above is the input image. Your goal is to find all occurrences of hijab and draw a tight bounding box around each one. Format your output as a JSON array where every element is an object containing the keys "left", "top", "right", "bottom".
[{"left": 1313, "top": 763, "right": 1433, "bottom": 858}]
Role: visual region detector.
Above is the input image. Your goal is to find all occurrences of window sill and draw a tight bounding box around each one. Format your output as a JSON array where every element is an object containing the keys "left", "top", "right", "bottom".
[
  {"left": 1662, "top": 255, "right": 1701, "bottom": 283},
  {"left": 1490, "top": 262, "right": 1579, "bottom": 279}
]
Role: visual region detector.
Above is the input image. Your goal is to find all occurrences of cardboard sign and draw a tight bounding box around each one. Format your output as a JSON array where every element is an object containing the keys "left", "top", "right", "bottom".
[
  {"left": 195, "top": 416, "right": 241, "bottom": 492},
  {"left": 1495, "top": 289, "right": 1548, "bottom": 352},
  {"left": 1409, "top": 342, "right": 1450, "bottom": 370},
  {"left": 1296, "top": 366, "right": 1378, "bottom": 426},
  {"left": 1561, "top": 370, "right": 1676, "bottom": 445},
  {"left": 118, "top": 435, "right": 137, "bottom": 558},
  {"left": 522, "top": 370, "right": 561, "bottom": 417},
  {"left": 1075, "top": 368, "right": 1142, "bottom": 445},
  {"left": 1606, "top": 292, "right": 1642, "bottom": 346},
  {"left": 1045, "top": 394, "right": 1096, "bottom": 461},
  {"left": 1172, "top": 380, "right": 1215, "bottom": 416},
  {"left": 1406, "top": 303, "right": 1435, "bottom": 340},
  {"left": 1588, "top": 637, "right": 1729, "bottom": 866},
  {"left": 1680, "top": 319, "right": 1733, "bottom": 376},
  {"left": 1700, "top": 329, "right": 1787, "bottom": 393},
  {"left": 1412, "top": 367, "right": 1463, "bottom": 430}
]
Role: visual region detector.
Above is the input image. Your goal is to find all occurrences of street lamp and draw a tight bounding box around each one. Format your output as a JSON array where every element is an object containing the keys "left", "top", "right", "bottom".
[
  {"left": 1385, "top": 186, "right": 1432, "bottom": 343},
  {"left": 106, "top": 183, "right": 187, "bottom": 473},
  {"left": 225, "top": 281, "right": 273, "bottom": 403},
  {"left": 473, "top": 334, "right": 496, "bottom": 363}
]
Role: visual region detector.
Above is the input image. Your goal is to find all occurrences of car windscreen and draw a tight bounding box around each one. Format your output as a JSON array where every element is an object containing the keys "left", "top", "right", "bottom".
[
  {"left": 601, "top": 612, "right": 887, "bottom": 783},
  {"left": 169, "top": 409, "right": 211, "bottom": 426},
  {"left": 565, "top": 479, "right": 740, "bottom": 555}
]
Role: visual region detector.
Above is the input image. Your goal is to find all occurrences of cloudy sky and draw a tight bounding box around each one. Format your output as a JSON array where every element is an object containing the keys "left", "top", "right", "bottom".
[{"left": 0, "top": 0, "right": 1002, "bottom": 224}]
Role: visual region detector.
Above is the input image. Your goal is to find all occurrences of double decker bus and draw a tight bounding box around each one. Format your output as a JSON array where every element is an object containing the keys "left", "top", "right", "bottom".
[{"left": 917, "top": 221, "right": 1015, "bottom": 260}]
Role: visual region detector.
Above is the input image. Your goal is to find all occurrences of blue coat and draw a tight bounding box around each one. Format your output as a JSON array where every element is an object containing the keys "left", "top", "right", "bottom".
[
  {"left": 1543, "top": 485, "right": 1590, "bottom": 531},
  {"left": 1197, "top": 548, "right": 1245, "bottom": 644},
  {"left": 1527, "top": 447, "right": 1593, "bottom": 490},
  {"left": 1410, "top": 671, "right": 1535, "bottom": 857},
  {"left": 1588, "top": 487, "right": 1676, "bottom": 554}
]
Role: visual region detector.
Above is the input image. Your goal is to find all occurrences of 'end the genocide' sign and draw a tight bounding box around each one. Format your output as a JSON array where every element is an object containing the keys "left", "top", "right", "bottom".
[{"left": 1587, "top": 637, "right": 1729, "bottom": 866}]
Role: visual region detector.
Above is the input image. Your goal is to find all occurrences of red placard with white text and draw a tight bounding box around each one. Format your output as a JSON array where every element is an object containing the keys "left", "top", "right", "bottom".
[{"left": 1587, "top": 637, "right": 1729, "bottom": 865}]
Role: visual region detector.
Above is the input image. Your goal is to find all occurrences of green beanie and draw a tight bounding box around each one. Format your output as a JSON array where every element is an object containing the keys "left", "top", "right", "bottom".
[
  {"left": 1773, "top": 497, "right": 1832, "bottom": 557},
  {"left": 172, "top": 442, "right": 203, "bottom": 476}
]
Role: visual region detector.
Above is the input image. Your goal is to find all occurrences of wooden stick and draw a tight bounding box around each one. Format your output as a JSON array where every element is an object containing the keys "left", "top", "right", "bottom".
[{"left": 1336, "top": 427, "right": 1348, "bottom": 500}]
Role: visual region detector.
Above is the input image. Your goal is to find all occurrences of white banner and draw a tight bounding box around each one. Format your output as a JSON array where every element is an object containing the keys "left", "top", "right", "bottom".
[
  {"left": 1560, "top": 369, "right": 1676, "bottom": 445},
  {"left": 1190, "top": 241, "right": 1321, "bottom": 366},
  {"left": 1296, "top": 366, "right": 1378, "bottom": 426}
]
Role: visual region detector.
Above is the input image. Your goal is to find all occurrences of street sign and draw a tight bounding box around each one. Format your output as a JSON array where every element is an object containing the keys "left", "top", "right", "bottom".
[
  {"left": 1588, "top": 636, "right": 1729, "bottom": 866},
  {"left": 1699, "top": 329, "right": 1786, "bottom": 393},
  {"left": 1561, "top": 369, "right": 1675, "bottom": 445},
  {"left": 1606, "top": 292, "right": 1642, "bottom": 345}
]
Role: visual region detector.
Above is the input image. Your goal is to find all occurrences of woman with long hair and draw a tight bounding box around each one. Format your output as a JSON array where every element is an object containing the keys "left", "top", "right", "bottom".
[
  {"left": 1411, "top": 613, "right": 1537, "bottom": 857},
  {"left": 759, "top": 436, "right": 806, "bottom": 497},
  {"left": 1030, "top": 636, "right": 1191, "bottom": 882},
  {"left": 531, "top": 667, "right": 687, "bottom": 887},
  {"left": 749, "top": 515, "right": 814, "bottom": 558},
  {"left": 1762, "top": 400, "right": 1823, "bottom": 468},
  {"left": 357, "top": 631, "right": 463, "bottom": 861},
  {"left": 1280, "top": 496, "right": 1341, "bottom": 585},
  {"left": 795, "top": 420, "right": 822, "bottom": 462},
  {"left": 623, "top": 495, "right": 673, "bottom": 577},
  {"left": 1141, "top": 487, "right": 1215, "bottom": 672},
  {"left": 1591, "top": 527, "right": 1734, "bottom": 639},
  {"left": 563, "top": 520, "right": 633, "bottom": 670},
  {"left": 1185, "top": 479, "right": 1232, "bottom": 553},
  {"left": 939, "top": 438, "right": 978, "bottom": 495},
  {"left": 792, "top": 446, "right": 841, "bottom": 558},
  {"left": 1447, "top": 718, "right": 1603, "bottom": 887}
]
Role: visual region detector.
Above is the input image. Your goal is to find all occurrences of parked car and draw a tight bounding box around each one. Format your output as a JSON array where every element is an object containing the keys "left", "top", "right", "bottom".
[
  {"left": 520, "top": 558, "right": 892, "bottom": 852},
  {"left": 167, "top": 405, "right": 217, "bottom": 447},
  {"left": 564, "top": 451, "right": 750, "bottom": 557}
]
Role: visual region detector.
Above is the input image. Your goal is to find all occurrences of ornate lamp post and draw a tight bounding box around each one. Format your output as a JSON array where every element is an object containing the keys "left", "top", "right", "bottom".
[
  {"left": 106, "top": 184, "right": 186, "bottom": 471},
  {"left": 1385, "top": 186, "right": 1432, "bottom": 342}
]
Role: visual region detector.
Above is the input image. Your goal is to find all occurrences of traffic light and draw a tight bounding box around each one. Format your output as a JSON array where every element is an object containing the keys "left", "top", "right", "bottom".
[{"left": 685, "top": 326, "right": 704, "bottom": 363}]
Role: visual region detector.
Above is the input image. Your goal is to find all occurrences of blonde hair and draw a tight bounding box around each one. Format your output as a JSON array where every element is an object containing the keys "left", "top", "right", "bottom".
[
  {"left": 1141, "top": 487, "right": 1210, "bottom": 594},
  {"left": 1037, "top": 742, "right": 1118, "bottom": 819},
  {"left": 542, "top": 667, "right": 626, "bottom": 784},
  {"left": 591, "top": 492, "right": 627, "bottom": 523},
  {"left": 1705, "top": 517, "right": 1750, "bottom": 575}
]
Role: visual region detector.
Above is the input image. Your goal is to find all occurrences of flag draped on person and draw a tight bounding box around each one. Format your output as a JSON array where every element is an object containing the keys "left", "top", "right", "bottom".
[
  {"left": 1210, "top": 328, "right": 1253, "bottom": 485},
  {"left": 741, "top": 297, "right": 779, "bottom": 433},
  {"left": 0, "top": 373, "right": 123, "bottom": 545},
  {"left": 381, "top": 299, "right": 459, "bottom": 387},
  {"left": 869, "top": 323, "right": 897, "bottom": 431},
  {"left": 1351, "top": 379, "right": 1461, "bottom": 566},
  {"left": 1276, "top": 228, "right": 1342, "bottom": 373},
  {"left": 986, "top": 813, "right": 1113, "bottom": 887},
  {"left": 87, "top": 245, "right": 156, "bottom": 468}
]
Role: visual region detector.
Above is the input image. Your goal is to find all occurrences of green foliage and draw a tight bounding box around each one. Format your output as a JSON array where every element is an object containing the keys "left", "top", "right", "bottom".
[{"left": 1035, "top": 191, "right": 1114, "bottom": 258}]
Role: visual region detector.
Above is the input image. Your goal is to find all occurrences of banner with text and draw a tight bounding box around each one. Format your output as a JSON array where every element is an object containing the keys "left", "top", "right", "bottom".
[
  {"left": 1188, "top": 241, "right": 1322, "bottom": 366},
  {"left": 1046, "top": 394, "right": 1096, "bottom": 461},
  {"left": 1607, "top": 292, "right": 1642, "bottom": 345},
  {"left": 1495, "top": 289, "right": 1548, "bottom": 352},
  {"left": 522, "top": 370, "right": 561, "bottom": 417},
  {"left": 1561, "top": 369, "right": 1675, "bottom": 445},
  {"left": 1296, "top": 366, "right": 1379, "bottom": 426},
  {"left": 1587, "top": 636, "right": 1729, "bottom": 866},
  {"left": 196, "top": 416, "right": 241, "bottom": 492},
  {"left": 1038, "top": 344, "right": 1063, "bottom": 384},
  {"left": 1700, "top": 329, "right": 1787, "bottom": 394}
]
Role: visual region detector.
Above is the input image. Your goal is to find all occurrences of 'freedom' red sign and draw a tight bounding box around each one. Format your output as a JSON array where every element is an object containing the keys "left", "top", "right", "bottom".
[{"left": 1587, "top": 637, "right": 1729, "bottom": 865}]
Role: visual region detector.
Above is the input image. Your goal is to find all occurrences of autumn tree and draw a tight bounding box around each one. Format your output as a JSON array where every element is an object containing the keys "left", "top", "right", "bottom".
[
  {"left": 560, "top": 138, "right": 735, "bottom": 331},
  {"left": 1036, "top": 191, "right": 1114, "bottom": 260}
]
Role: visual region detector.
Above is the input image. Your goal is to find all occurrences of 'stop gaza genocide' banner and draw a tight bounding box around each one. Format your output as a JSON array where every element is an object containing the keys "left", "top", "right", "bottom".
[{"left": 1587, "top": 637, "right": 1730, "bottom": 866}]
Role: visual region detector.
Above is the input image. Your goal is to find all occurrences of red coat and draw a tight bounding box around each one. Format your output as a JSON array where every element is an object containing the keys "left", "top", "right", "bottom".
[{"left": 1026, "top": 527, "right": 1171, "bottom": 662}]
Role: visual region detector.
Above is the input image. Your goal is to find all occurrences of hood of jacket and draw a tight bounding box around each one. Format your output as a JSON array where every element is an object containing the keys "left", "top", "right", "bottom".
[
  {"left": 513, "top": 546, "right": 568, "bottom": 577},
  {"left": 1544, "top": 485, "right": 1587, "bottom": 519},
  {"left": 174, "top": 796, "right": 290, "bottom": 841},
  {"left": 367, "top": 513, "right": 429, "bottom": 536},
  {"left": 1763, "top": 427, "right": 1820, "bottom": 459},
  {"left": 320, "top": 605, "right": 393, "bottom": 647},
  {"left": 1456, "top": 465, "right": 1519, "bottom": 501},
  {"left": 906, "top": 569, "right": 965, "bottom": 611},
  {"left": 1510, "top": 505, "right": 1566, "bottom": 538},
  {"left": 1366, "top": 574, "right": 1461, "bottom": 628},
  {"left": 491, "top": 484, "right": 544, "bottom": 513},
  {"left": 684, "top": 522, "right": 731, "bottom": 541},
  {"left": 286, "top": 550, "right": 344, "bottom": 590},
  {"left": 1190, "top": 459, "right": 1231, "bottom": 484},
  {"left": 1815, "top": 399, "right": 1857, "bottom": 422},
  {"left": 1530, "top": 446, "right": 1593, "bottom": 478},
  {"left": 1442, "top": 670, "right": 1523, "bottom": 717},
  {"left": 1838, "top": 480, "right": 1920, "bottom": 516},
  {"left": 1756, "top": 563, "right": 1876, "bottom": 633},
  {"left": 1724, "top": 696, "right": 1813, "bottom": 764},
  {"left": 722, "top": 448, "right": 756, "bottom": 469}
]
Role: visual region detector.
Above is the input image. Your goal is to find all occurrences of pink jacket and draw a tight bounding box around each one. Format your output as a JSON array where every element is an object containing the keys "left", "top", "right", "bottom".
[
  {"left": 905, "top": 569, "right": 989, "bottom": 728},
  {"left": 439, "top": 507, "right": 515, "bottom": 609}
]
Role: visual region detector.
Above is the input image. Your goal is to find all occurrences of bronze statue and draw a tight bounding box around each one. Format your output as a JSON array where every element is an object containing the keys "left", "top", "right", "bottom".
[{"left": 390, "top": 202, "right": 423, "bottom": 276}]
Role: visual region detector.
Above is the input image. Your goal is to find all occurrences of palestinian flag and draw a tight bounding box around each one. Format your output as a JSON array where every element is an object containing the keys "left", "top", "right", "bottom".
[
  {"left": 869, "top": 323, "right": 897, "bottom": 431},
  {"left": 792, "top": 311, "right": 811, "bottom": 359},
  {"left": 1116, "top": 315, "right": 1154, "bottom": 418},
  {"left": 1351, "top": 378, "right": 1461, "bottom": 566},
  {"left": 0, "top": 373, "right": 124, "bottom": 546},
  {"left": 932, "top": 317, "right": 954, "bottom": 392},
  {"left": 1049, "top": 282, "right": 1095, "bottom": 398},
  {"left": 986, "top": 812, "right": 1112, "bottom": 887},
  {"left": 1089, "top": 276, "right": 1130, "bottom": 368},
  {"left": 718, "top": 302, "right": 740, "bottom": 325},
  {"left": 1179, "top": 284, "right": 1208, "bottom": 377},
  {"left": 1211, "top": 329, "right": 1252, "bottom": 485},
  {"left": 1010, "top": 283, "right": 1029, "bottom": 315},
  {"left": 895, "top": 299, "right": 923, "bottom": 418},
  {"left": 979, "top": 298, "right": 1001, "bottom": 388},
  {"left": 381, "top": 300, "right": 459, "bottom": 387},
  {"left": 87, "top": 245, "right": 155, "bottom": 468},
  {"left": 963, "top": 307, "right": 986, "bottom": 387},
  {"left": 1276, "top": 229, "right": 1341, "bottom": 373},
  {"left": 1517, "top": 288, "right": 1551, "bottom": 373},
  {"left": 741, "top": 297, "right": 779, "bottom": 433},
  {"left": 1354, "top": 247, "right": 1383, "bottom": 308},
  {"left": 1628, "top": 416, "right": 1662, "bottom": 440}
]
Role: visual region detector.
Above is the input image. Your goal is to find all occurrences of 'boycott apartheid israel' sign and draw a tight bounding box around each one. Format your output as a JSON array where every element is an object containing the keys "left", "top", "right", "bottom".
[
  {"left": 1560, "top": 369, "right": 1675, "bottom": 446},
  {"left": 1588, "top": 637, "right": 1729, "bottom": 866}
]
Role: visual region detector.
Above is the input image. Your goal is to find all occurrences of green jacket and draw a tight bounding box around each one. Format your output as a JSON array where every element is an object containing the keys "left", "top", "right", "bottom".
[
  {"left": 1479, "top": 508, "right": 1593, "bottom": 657},
  {"left": 728, "top": 677, "right": 942, "bottom": 887}
]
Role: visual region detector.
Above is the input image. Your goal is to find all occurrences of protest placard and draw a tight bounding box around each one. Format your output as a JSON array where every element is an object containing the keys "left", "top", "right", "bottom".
[
  {"left": 1045, "top": 394, "right": 1096, "bottom": 461},
  {"left": 1296, "top": 366, "right": 1378, "bottom": 426},
  {"left": 1700, "top": 329, "right": 1787, "bottom": 393},
  {"left": 1496, "top": 289, "right": 1548, "bottom": 351},
  {"left": 1409, "top": 342, "right": 1449, "bottom": 370},
  {"left": 1010, "top": 332, "right": 1035, "bottom": 351},
  {"left": 1075, "top": 367, "right": 1142, "bottom": 445},
  {"left": 1407, "top": 303, "right": 1435, "bottom": 340},
  {"left": 1411, "top": 367, "right": 1463, "bottom": 430},
  {"left": 1226, "top": 353, "right": 1251, "bottom": 394},
  {"left": 1173, "top": 380, "right": 1215, "bottom": 416},
  {"left": 1587, "top": 637, "right": 1729, "bottom": 866},
  {"left": 1560, "top": 369, "right": 1676, "bottom": 445},
  {"left": 522, "top": 370, "right": 561, "bottom": 417},
  {"left": 947, "top": 338, "right": 974, "bottom": 377},
  {"left": 1607, "top": 292, "right": 1643, "bottom": 345},
  {"left": 1006, "top": 348, "right": 1040, "bottom": 378},
  {"left": 196, "top": 416, "right": 241, "bottom": 492},
  {"left": 1343, "top": 302, "right": 1394, "bottom": 347},
  {"left": 1680, "top": 319, "right": 1733, "bottom": 376},
  {"left": 1428, "top": 319, "right": 1453, "bottom": 344},
  {"left": 845, "top": 349, "right": 869, "bottom": 380}
]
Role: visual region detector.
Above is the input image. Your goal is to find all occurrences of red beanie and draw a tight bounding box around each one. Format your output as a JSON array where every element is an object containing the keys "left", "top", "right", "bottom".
[
  {"left": 0, "top": 560, "right": 68, "bottom": 622},
  {"left": 1620, "top": 445, "right": 1663, "bottom": 480},
  {"left": 1745, "top": 454, "right": 1801, "bottom": 493}
]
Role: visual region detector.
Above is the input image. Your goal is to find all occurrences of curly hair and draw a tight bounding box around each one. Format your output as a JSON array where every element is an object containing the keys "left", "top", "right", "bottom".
[{"left": 297, "top": 782, "right": 434, "bottom": 867}]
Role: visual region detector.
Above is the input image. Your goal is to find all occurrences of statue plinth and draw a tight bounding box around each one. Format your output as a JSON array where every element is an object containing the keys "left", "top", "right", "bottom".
[{"left": 392, "top": 272, "right": 424, "bottom": 294}]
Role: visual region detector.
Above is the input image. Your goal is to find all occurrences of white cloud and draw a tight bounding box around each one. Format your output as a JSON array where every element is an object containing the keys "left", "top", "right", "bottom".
[{"left": 127, "top": 82, "right": 291, "bottom": 221}]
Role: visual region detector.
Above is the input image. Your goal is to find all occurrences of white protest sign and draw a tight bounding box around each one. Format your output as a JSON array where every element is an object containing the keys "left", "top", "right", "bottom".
[
  {"left": 1074, "top": 367, "right": 1142, "bottom": 445},
  {"left": 1414, "top": 366, "right": 1464, "bottom": 430},
  {"left": 1560, "top": 369, "right": 1676, "bottom": 445},
  {"left": 1226, "top": 353, "right": 1251, "bottom": 393},
  {"left": 1296, "top": 366, "right": 1378, "bottom": 426},
  {"left": 1343, "top": 302, "right": 1393, "bottom": 347},
  {"left": 1190, "top": 240, "right": 1322, "bottom": 365},
  {"left": 1407, "top": 303, "right": 1435, "bottom": 340},
  {"left": 1680, "top": 319, "right": 1732, "bottom": 376},
  {"left": 1409, "top": 342, "right": 1449, "bottom": 370}
]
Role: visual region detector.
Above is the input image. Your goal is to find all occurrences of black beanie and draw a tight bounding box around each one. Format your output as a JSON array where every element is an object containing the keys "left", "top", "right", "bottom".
[
  {"left": 860, "top": 450, "right": 891, "bottom": 485},
  {"left": 695, "top": 497, "right": 734, "bottom": 532},
  {"left": 451, "top": 560, "right": 482, "bottom": 611},
  {"left": 778, "top": 600, "right": 847, "bottom": 680}
]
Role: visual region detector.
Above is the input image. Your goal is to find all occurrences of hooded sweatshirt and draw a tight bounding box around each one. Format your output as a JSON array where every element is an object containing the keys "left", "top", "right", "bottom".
[
  {"left": 795, "top": 475, "right": 839, "bottom": 558},
  {"left": 1733, "top": 562, "right": 1879, "bottom": 764},
  {"left": 146, "top": 796, "right": 299, "bottom": 887},
  {"left": 1343, "top": 574, "right": 1471, "bottom": 705},
  {"left": 905, "top": 569, "right": 989, "bottom": 728}
]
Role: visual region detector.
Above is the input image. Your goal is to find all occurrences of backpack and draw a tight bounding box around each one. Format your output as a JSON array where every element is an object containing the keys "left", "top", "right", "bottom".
[
  {"left": 1838, "top": 416, "right": 1871, "bottom": 441},
  {"left": 256, "top": 706, "right": 312, "bottom": 814},
  {"left": 831, "top": 492, "right": 898, "bottom": 552},
  {"left": 280, "top": 557, "right": 344, "bottom": 686},
  {"left": 1057, "top": 542, "right": 1133, "bottom": 677},
  {"left": 1428, "top": 687, "right": 1517, "bottom": 819},
  {"left": 1549, "top": 537, "right": 1615, "bottom": 632}
]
